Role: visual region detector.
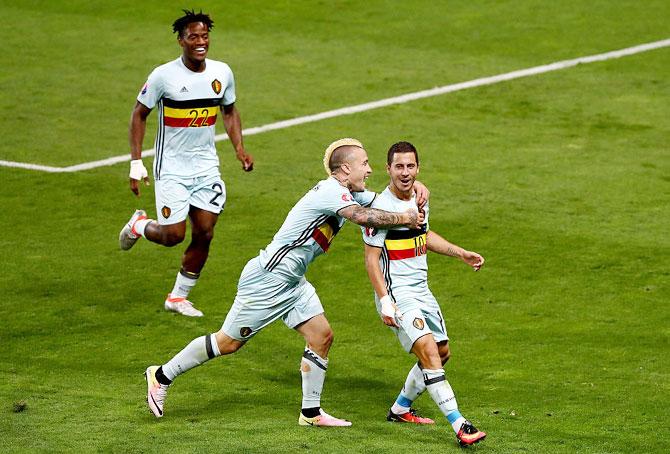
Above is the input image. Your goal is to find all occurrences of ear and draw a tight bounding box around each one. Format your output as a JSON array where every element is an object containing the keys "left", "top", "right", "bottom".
[
  {"left": 341, "top": 162, "right": 351, "bottom": 175},
  {"left": 386, "top": 164, "right": 391, "bottom": 176}
]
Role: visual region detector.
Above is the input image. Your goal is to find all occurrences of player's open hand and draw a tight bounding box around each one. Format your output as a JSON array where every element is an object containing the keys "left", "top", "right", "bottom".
[
  {"left": 129, "top": 159, "right": 150, "bottom": 196},
  {"left": 463, "top": 251, "right": 485, "bottom": 271}
]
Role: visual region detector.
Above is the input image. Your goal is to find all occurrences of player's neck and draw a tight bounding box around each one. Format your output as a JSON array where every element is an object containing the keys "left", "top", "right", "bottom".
[
  {"left": 331, "top": 173, "right": 350, "bottom": 190},
  {"left": 181, "top": 55, "right": 206, "bottom": 73},
  {"left": 389, "top": 184, "right": 412, "bottom": 201}
]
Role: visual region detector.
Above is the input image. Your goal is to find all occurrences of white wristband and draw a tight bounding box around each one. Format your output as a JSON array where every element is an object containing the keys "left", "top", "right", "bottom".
[
  {"left": 380, "top": 295, "right": 396, "bottom": 318},
  {"left": 129, "top": 159, "right": 148, "bottom": 180}
]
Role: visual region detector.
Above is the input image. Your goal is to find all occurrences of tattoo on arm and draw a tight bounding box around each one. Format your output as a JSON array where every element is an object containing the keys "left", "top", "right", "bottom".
[
  {"left": 351, "top": 206, "right": 403, "bottom": 228},
  {"left": 446, "top": 246, "right": 459, "bottom": 257}
]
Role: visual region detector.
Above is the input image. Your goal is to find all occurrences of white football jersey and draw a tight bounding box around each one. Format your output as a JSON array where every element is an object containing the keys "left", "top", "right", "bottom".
[
  {"left": 137, "top": 57, "right": 236, "bottom": 179},
  {"left": 259, "top": 177, "right": 375, "bottom": 282},
  {"left": 362, "top": 187, "right": 430, "bottom": 299}
]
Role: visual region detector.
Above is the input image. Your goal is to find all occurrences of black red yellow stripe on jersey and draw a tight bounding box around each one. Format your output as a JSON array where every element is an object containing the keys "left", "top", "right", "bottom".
[
  {"left": 384, "top": 225, "right": 428, "bottom": 260},
  {"left": 312, "top": 216, "right": 342, "bottom": 252},
  {"left": 162, "top": 97, "right": 220, "bottom": 128}
]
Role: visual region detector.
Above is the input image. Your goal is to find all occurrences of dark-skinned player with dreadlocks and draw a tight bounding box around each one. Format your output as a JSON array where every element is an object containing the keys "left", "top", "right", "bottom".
[{"left": 120, "top": 10, "right": 254, "bottom": 317}]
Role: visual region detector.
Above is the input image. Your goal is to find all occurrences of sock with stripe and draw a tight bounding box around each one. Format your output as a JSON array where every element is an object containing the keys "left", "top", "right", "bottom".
[
  {"left": 423, "top": 368, "right": 466, "bottom": 433},
  {"left": 170, "top": 269, "right": 199, "bottom": 299},
  {"left": 391, "top": 362, "right": 425, "bottom": 414},
  {"left": 162, "top": 333, "right": 220, "bottom": 381},
  {"left": 300, "top": 347, "right": 328, "bottom": 414}
]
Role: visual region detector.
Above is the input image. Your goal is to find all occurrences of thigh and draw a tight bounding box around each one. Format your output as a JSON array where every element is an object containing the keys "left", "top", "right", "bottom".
[
  {"left": 293, "top": 313, "right": 331, "bottom": 343},
  {"left": 221, "top": 258, "right": 300, "bottom": 341},
  {"left": 422, "top": 292, "right": 449, "bottom": 344},
  {"left": 155, "top": 178, "right": 191, "bottom": 225},
  {"left": 393, "top": 306, "right": 434, "bottom": 353},
  {"left": 189, "top": 205, "right": 219, "bottom": 236},
  {"left": 282, "top": 279, "right": 324, "bottom": 330},
  {"left": 189, "top": 175, "right": 226, "bottom": 215}
]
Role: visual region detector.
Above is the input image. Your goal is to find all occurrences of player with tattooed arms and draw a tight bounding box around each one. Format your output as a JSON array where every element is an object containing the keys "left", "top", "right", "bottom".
[{"left": 144, "top": 139, "right": 429, "bottom": 427}]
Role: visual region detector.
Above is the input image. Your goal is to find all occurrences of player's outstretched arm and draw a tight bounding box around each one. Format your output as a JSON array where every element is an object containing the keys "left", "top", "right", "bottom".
[
  {"left": 364, "top": 244, "right": 399, "bottom": 327},
  {"left": 128, "top": 101, "right": 152, "bottom": 196},
  {"left": 222, "top": 104, "right": 253, "bottom": 171},
  {"left": 339, "top": 205, "right": 424, "bottom": 229},
  {"left": 426, "top": 230, "right": 485, "bottom": 271}
]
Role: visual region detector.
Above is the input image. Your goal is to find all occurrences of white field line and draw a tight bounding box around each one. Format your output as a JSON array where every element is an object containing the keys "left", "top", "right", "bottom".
[{"left": 4, "top": 38, "right": 669, "bottom": 173}]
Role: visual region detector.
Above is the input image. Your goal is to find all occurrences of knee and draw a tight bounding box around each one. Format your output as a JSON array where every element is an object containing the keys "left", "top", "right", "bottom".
[
  {"left": 310, "top": 328, "right": 333, "bottom": 355},
  {"left": 162, "top": 231, "right": 185, "bottom": 247},
  {"left": 322, "top": 329, "right": 334, "bottom": 349},
  {"left": 215, "top": 331, "right": 243, "bottom": 355},
  {"left": 193, "top": 228, "right": 215, "bottom": 245}
]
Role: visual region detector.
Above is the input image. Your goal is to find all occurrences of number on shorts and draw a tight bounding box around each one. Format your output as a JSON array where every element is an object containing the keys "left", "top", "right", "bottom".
[{"left": 209, "top": 183, "right": 223, "bottom": 206}]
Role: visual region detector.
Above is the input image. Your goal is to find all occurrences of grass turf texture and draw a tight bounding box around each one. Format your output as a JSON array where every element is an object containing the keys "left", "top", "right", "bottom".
[{"left": 1, "top": 1, "right": 669, "bottom": 452}]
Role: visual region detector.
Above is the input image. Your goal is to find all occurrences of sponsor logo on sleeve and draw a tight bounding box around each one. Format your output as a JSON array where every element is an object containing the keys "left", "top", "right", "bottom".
[
  {"left": 365, "top": 227, "right": 378, "bottom": 237},
  {"left": 240, "top": 327, "right": 252, "bottom": 338},
  {"left": 341, "top": 193, "right": 353, "bottom": 202},
  {"left": 140, "top": 83, "right": 148, "bottom": 95}
]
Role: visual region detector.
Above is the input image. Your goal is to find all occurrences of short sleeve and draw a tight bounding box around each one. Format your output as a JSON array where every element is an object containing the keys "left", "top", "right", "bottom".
[
  {"left": 318, "top": 181, "right": 361, "bottom": 215},
  {"left": 361, "top": 224, "right": 387, "bottom": 247},
  {"left": 352, "top": 190, "right": 376, "bottom": 207},
  {"left": 136, "top": 68, "right": 164, "bottom": 110},
  {"left": 222, "top": 67, "right": 236, "bottom": 106}
]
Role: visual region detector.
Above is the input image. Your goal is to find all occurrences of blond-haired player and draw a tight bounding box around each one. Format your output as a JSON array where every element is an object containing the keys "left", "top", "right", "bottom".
[{"left": 144, "top": 139, "right": 429, "bottom": 426}]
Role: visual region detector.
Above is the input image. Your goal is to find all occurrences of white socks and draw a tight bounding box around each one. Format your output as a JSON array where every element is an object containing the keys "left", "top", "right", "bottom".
[
  {"left": 133, "top": 218, "right": 151, "bottom": 237},
  {"left": 171, "top": 270, "right": 199, "bottom": 298},
  {"left": 162, "top": 334, "right": 220, "bottom": 381},
  {"left": 391, "top": 362, "right": 425, "bottom": 414},
  {"left": 300, "top": 348, "right": 328, "bottom": 409},
  {"left": 423, "top": 368, "right": 465, "bottom": 433}
]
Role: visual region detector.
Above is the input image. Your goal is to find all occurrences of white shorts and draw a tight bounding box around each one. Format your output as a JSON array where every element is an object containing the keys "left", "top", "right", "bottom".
[
  {"left": 221, "top": 257, "right": 324, "bottom": 341},
  {"left": 154, "top": 173, "right": 226, "bottom": 225},
  {"left": 376, "top": 289, "right": 449, "bottom": 353}
]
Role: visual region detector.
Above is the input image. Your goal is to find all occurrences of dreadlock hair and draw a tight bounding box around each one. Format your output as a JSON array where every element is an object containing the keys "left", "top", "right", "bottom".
[{"left": 172, "top": 9, "right": 214, "bottom": 37}]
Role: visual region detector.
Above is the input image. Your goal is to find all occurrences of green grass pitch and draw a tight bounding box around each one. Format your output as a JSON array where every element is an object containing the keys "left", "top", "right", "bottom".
[{"left": 1, "top": 1, "right": 669, "bottom": 452}]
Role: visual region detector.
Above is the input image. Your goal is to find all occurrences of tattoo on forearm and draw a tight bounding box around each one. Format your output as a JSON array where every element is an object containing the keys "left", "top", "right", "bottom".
[
  {"left": 446, "top": 246, "right": 459, "bottom": 257},
  {"left": 354, "top": 207, "right": 403, "bottom": 228}
]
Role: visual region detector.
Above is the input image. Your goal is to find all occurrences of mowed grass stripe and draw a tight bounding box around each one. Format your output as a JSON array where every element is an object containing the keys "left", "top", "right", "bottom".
[{"left": 1, "top": 37, "right": 668, "bottom": 173}]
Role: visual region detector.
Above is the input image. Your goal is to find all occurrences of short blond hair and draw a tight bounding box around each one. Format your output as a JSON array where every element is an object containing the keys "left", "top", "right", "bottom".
[{"left": 323, "top": 138, "right": 364, "bottom": 176}]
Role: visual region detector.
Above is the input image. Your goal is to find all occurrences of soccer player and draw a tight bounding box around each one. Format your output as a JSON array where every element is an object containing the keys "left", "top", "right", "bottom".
[
  {"left": 119, "top": 10, "right": 254, "bottom": 317},
  {"left": 362, "top": 141, "right": 487, "bottom": 446},
  {"left": 144, "top": 138, "right": 427, "bottom": 426}
]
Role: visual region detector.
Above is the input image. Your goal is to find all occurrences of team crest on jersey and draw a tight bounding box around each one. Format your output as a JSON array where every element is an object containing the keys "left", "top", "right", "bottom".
[
  {"left": 161, "top": 206, "right": 171, "bottom": 219},
  {"left": 240, "top": 327, "right": 252, "bottom": 338},
  {"left": 211, "top": 79, "right": 222, "bottom": 94},
  {"left": 413, "top": 318, "right": 425, "bottom": 330}
]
